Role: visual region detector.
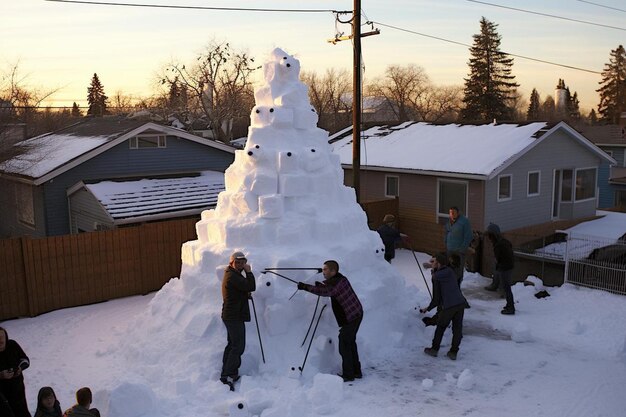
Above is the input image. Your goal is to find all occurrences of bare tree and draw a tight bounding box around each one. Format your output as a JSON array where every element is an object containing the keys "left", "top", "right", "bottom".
[
  {"left": 160, "top": 39, "right": 259, "bottom": 143},
  {"left": 108, "top": 90, "right": 135, "bottom": 115},
  {"left": 413, "top": 85, "right": 463, "bottom": 123},
  {"left": 301, "top": 68, "right": 351, "bottom": 133}
]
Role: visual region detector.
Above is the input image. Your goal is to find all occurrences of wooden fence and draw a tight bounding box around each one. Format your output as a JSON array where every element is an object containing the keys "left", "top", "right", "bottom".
[
  {"left": 0, "top": 199, "right": 398, "bottom": 321},
  {"left": 0, "top": 219, "right": 197, "bottom": 321}
]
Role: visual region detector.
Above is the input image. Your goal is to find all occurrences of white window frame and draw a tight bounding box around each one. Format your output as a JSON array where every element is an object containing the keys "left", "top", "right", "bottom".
[
  {"left": 497, "top": 174, "right": 512, "bottom": 202},
  {"left": 129, "top": 134, "right": 167, "bottom": 149},
  {"left": 527, "top": 170, "right": 540, "bottom": 197},
  {"left": 436, "top": 178, "right": 469, "bottom": 221},
  {"left": 385, "top": 175, "right": 399, "bottom": 198},
  {"left": 15, "top": 183, "right": 35, "bottom": 228},
  {"left": 574, "top": 167, "right": 597, "bottom": 202}
]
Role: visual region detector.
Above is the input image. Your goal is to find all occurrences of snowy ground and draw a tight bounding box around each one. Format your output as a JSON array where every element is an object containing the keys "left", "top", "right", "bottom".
[{"left": 3, "top": 249, "right": 626, "bottom": 417}]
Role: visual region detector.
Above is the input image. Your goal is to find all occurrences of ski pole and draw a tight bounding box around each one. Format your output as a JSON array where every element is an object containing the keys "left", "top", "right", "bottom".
[
  {"left": 299, "top": 304, "right": 327, "bottom": 373},
  {"left": 301, "top": 296, "right": 321, "bottom": 347},
  {"left": 263, "top": 268, "right": 323, "bottom": 272},
  {"left": 249, "top": 296, "right": 265, "bottom": 364},
  {"left": 407, "top": 241, "right": 432, "bottom": 299},
  {"left": 260, "top": 270, "right": 298, "bottom": 284}
]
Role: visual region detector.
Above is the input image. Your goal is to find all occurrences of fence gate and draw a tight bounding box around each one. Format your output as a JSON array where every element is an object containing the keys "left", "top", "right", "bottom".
[{"left": 564, "top": 232, "right": 626, "bottom": 295}]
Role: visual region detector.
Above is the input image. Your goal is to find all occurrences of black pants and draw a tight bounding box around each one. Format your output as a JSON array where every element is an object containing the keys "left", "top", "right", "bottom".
[
  {"left": 338, "top": 315, "right": 362, "bottom": 378},
  {"left": 221, "top": 319, "right": 246, "bottom": 378},
  {"left": 495, "top": 269, "right": 515, "bottom": 310},
  {"left": 0, "top": 378, "right": 30, "bottom": 417},
  {"left": 431, "top": 304, "right": 465, "bottom": 352},
  {"left": 447, "top": 250, "right": 465, "bottom": 285}
]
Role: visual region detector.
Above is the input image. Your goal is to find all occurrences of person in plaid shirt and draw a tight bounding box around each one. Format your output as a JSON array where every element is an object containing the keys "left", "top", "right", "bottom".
[{"left": 298, "top": 260, "right": 363, "bottom": 382}]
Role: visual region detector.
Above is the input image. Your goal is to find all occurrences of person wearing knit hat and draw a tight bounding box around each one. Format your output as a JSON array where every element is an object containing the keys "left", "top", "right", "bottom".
[
  {"left": 377, "top": 214, "right": 408, "bottom": 263},
  {"left": 484, "top": 223, "right": 516, "bottom": 315},
  {"left": 220, "top": 251, "right": 256, "bottom": 386}
]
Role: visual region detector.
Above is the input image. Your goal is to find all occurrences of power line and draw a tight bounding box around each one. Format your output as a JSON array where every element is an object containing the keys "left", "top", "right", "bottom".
[
  {"left": 465, "top": 0, "right": 626, "bottom": 31},
  {"left": 44, "top": 0, "right": 344, "bottom": 13},
  {"left": 575, "top": 0, "right": 626, "bottom": 13},
  {"left": 369, "top": 21, "right": 601, "bottom": 74}
]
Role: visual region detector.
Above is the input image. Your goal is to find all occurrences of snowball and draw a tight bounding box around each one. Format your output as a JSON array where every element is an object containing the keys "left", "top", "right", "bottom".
[
  {"left": 229, "top": 400, "right": 251, "bottom": 417},
  {"left": 456, "top": 369, "right": 474, "bottom": 390},
  {"left": 243, "top": 388, "right": 274, "bottom": 416},
  {"left": 421, "top": 378, "right": 434, "bottom": 390}
]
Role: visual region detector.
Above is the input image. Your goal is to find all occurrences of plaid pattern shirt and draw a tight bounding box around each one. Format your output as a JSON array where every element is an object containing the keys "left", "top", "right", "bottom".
[{"left": 303, "top": 273, "right": 363, "bottom": 326}]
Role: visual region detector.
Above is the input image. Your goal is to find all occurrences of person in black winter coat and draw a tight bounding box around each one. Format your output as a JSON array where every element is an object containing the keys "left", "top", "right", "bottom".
[
  {"left": 376, "top": 214, "right": 407, "bottom": 263},
  {"left": 34, "top": 386, "right": 62, "bottom": 417},
  {"left": 484, "top": 223, "right": 516, "bottom": 315},
  {"left": 420, "top": 253, "right": 468, "bottom": 360},
  {"left": 220, "top": 251, "right": 256, "bottom": 385},
  {"left": 0, "top": 327, "right": 31, "bottom": 417}
]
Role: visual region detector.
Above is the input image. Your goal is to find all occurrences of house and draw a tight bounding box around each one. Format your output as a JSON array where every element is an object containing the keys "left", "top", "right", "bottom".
[
  {"left": 0, "top": 116, "right": 235, "bottom": 238},
  {"left": 577, "top": 120, "right": 626, "bottom": 209},
  {"left": 330, "top": 121, "right": 616, "bottom": 253},
  {"left": 67, "top": 171, "right": 225, "bottom": 232}
]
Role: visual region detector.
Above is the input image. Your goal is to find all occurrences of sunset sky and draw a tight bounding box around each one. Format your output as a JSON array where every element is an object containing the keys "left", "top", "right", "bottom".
[{"left": 2, "top": 0, "right": 624, "bottom": 113}]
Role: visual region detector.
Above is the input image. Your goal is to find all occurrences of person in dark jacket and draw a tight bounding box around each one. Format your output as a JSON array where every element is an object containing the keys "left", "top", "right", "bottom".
[
  {"left": 420, "top": 253, "right": 468, "bottom": 360},
  {"left": 298, "top": 260, "right": 363, "bottom": 382},
  {"left": 220, "top": 251, "right": 256, "bottom": 385},
  {"left": 34, "top": 386, "right": 62, "bottom": 417},
  {"left": 62, "top": 387, "right": 100, "bottom": 417},
  {"left": 376, "top": 214, "right": 407, "bottom": 263},
  {"left": 0, "top": 327, "right": 31, "bottom": 417},
  {"left": 484, "top": 223, "right": 516, "bottom": 315}
]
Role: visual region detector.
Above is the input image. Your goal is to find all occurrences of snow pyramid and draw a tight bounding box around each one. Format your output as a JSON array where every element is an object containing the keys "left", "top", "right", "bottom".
[{"left": 122, "top": 48, "right": 420, "bottom": 399}]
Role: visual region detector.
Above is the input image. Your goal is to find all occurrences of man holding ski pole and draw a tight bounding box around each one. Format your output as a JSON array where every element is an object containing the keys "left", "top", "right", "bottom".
[
  {"left": 297, "top": 260, "right": 363, "bottom": 382},
  {"left": 220, "top": 251, "right": 256, "bottom": 388}
]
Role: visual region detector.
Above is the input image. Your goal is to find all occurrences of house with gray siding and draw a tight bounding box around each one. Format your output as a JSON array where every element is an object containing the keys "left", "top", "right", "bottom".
[
  {"left": 0, "top": 116, "right": 235, "bottom": 237},
  {"left": 330, "top": 121, "right": 615, "bottom": 252},
  {"left": 577, "top": 123, "right": 626, "bottom": 209}
]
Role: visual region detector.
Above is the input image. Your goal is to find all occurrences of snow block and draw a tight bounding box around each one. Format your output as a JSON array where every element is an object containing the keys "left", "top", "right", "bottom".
[
  {"left": 107, "top": 382, "right": 156, "bottom": 417},
  {"left": 251, "top": 105, "right": 272, "bottom": 128},
  {"left": 200, "top": 209, "right": 215, "bottom": 222},
  {"left": 302, "top": 148, "right": 326, "bottom": 172},
  {"left": 269, "top": 106, "right": 294, "bottom": 128},
  {"left": 181, "top": 240, "right": 201, "bottom": 266},
  {"left": 264, "top": 303, "right": 290, "bottom": 336},
  {"left": 279, "top": 174, "right": 308, "bottom": 197},
  {"left": 293, "top": 106, "right": 318, "bottom": 130},
  {"left": 228, "top": 400, "right": 250, "bottom": 417},
  {"left": 278, "top": 151, "right": 299, "bottom": 173},
  {"left": 205, "top": 219, "right": 227, "bottom": 245},
  {"left": 308, "top": 374, "right": 343, "bottom": 415},
  {"left": 244, "top": 144, "right": 270, "bottom": 165},
  {"left": 457, "top": 369, "right": 474, "bottom": 390},
  {"left": 276, "top": 218, "right": 311, "bottom": 245},
  {"left": 259, "top": 194, "right": 284, "bottom": 219},
  {"left": 243, "top": 389, "right": 274, "bottom": 416},
  {"left": 224, "top": 167, "right": 245, "bottom": 191},
  {"left": 230, "top": 191, "right": 259, "bottom": 215},
  {"left": 250, "top": 171, "right": 278, "bottom": 196},
  {"left": 224, "top": 221, "right": 264, "bottom": 248}
]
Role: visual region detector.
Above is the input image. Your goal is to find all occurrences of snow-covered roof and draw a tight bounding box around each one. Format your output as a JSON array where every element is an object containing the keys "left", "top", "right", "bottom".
[
  {"left": 80, "top": 171, "right": 225, "bottom": 224},
  {"left": 0, "top": 117, "right": 235, "bottom": 185},
  {"left": 330, "top": 121, "right": 615, "bottom": 179}
]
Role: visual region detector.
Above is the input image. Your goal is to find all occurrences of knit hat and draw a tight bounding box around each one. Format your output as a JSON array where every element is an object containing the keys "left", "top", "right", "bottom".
[
  {"left": 486, "top": 223, "right": 501, "bottom": 236},
  {"left": 383, "top": 214, "right": 395, "bottom": 223},
  {"left": 230, "top": 251, "right": 247, "bottom": 262}
]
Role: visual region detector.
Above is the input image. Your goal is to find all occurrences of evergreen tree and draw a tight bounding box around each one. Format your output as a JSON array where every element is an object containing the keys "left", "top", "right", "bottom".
[
  {"left": 567, "top": 90, "right": 580, "bottom": 121},
  {"left": 597, "top": 44, "right": 626, "bottom": 124},
  {"left": 589, "top": 109, "right": 598, "bottom": 125},
  {"left": 71, "top": 102, "right": 81, "bottom": 117},
  {"left": 87, "top": 73, "right": 108, "bottom": 117},
  {"left": 527, "top": 88, "right": 541, "bottom": 120},
  {"left": 460, "top": 17, "right": 519, "bottom": 123},
  {"left": 541, "top": 95, "right": 556, "bottom": 121}
]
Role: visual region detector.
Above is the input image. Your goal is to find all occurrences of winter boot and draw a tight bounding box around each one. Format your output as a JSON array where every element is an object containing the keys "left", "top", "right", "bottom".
[{"left": 424, "top": 347, "right": 438, "bottom": 357}]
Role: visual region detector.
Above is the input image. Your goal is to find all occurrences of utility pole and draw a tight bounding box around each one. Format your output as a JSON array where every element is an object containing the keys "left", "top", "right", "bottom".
[
  {"left": 352, "top": 0, "right": 362, "bottom": 203},
  {"left": 328, "top": 3, "right": 379, "bottom": 204}
]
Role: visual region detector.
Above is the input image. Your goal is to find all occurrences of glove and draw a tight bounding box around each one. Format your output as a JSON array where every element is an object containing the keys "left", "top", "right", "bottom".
[
  {"left": 314, "top": 281, "right": 323, "bottom": 287},
  {"left": 297, "top": 282, "right": 306, "bottom": 290}
]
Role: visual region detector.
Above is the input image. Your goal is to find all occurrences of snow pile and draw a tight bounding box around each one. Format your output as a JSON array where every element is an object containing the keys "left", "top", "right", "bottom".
[{"left": 107, "top": 48, "right": 418, "bottom": 414}]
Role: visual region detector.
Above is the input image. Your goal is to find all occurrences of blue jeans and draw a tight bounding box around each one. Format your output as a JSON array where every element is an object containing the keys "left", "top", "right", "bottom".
[{"left": 221, "top": 319, "right": 246, "bottom": 378}]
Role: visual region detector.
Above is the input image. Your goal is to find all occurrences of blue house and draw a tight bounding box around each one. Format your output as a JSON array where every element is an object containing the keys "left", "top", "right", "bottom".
[
  {"left": 578, "top": 123, "right": 626, "bottom": 209},
  {"left": 0, "top": 116, "right": 235, "bottom": 237}
]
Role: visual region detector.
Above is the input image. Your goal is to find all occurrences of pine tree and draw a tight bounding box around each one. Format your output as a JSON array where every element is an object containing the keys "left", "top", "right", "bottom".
[
  {"left": 87, "top": 73, "right": 108, "bottom": 117},
  {"left": 460, "top": 17, "right": 519, "bottom": 123},
  {"left": 541, "top": 95, "right": 556, "bottom": 121},
  {"left": 589, "top": 109, "right": 598, "bottom": 125},
  {"left": 527, "top": 88, "right": 541, "bottom": 120},
  {"left": 597, "top": 45, "right": 626, "bottom": 124},
  {"left": 71, "top": 102, "right": 81, "bottom": 117}
]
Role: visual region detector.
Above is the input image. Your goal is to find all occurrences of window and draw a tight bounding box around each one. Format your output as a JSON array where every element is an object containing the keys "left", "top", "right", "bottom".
[
  {"left": 561, "top": 169, "right": 573, "bottom": 202},
  {"left": 498, "top": 175, "right": 512, "bottom": 201},
  {"left": 15, "top": 183, "right": 35, "bottom": 227},
  {"left": 437, "top": 179, "right": 467, "bottom": 220},
  {"left": 615, "top": 190, "right": 626, "bottom": 208},
  {"left": 527, "top": 171, "right": 540, "bottom": 197},
  {"left": 575, "top": 168, "right": 596, "bottom": 201},
  {"left": 129, "top": 134, "right": 166, "bottom": 149},
  {"left": 385, "top": 175, "right": 399, "bottom": 197}
]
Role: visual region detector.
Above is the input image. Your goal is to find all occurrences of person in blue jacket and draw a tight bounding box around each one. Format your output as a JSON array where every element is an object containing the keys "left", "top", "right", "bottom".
[
  {"left": 420, "top": 253, "right": 468, "bottom": 360},
  {"left": 444, "top": 206, "right": 473, "bottom": 285}
]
